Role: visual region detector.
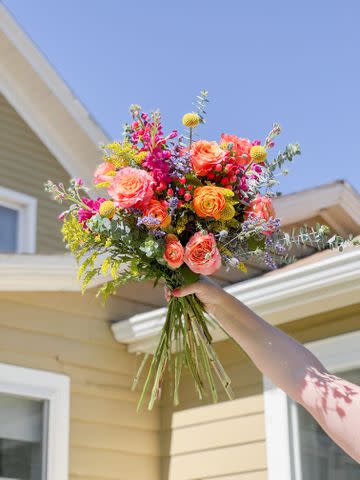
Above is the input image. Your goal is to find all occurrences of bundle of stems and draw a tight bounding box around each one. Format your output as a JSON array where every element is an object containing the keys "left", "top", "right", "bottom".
[{"left": 133, "top": 290, "right": 234, "bottom": 411}]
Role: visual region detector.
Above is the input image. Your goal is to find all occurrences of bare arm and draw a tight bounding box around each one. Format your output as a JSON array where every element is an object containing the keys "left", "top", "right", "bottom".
[{"left": 172, "top": 279, "right": 360, "bottom": 463}]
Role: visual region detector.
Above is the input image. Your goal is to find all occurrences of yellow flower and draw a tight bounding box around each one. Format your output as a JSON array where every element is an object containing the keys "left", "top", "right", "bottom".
[
  {"left": 99, "top": 200, "right": 116, "bottom": 218},
  {"left": 102, "top": 140, "right": 145, "bottom": 168},
  {"left": 250, "top": 145, "right": 267, "bottom": 163},
  {"left": 238, "top": 262, "right": 248, "bottom": 273},
  {"left": 220, "top": 203, "right": 236, "bottom": 221},
  {"left": 182, "top": 112, "right": 200, "bottom": 128}
]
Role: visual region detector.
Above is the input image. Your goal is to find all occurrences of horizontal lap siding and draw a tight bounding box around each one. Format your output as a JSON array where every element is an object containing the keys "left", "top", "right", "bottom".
[
  {"left": 160, "top": 303, "right": 360, "bottom": 480},
  {"left": 0, "top": 93, "right": 70, "bottom": 253},
  {"left": 0, "top": 293, "right": 161, "bottom": 479},
  {"left": 160, "top": 338, "right": 265, "bottom": 480}
]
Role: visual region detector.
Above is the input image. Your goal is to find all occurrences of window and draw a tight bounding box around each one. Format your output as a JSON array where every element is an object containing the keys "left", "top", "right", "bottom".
[
  {"left": 0, "top": 187, "right": 37, "bottom": 253},
  {"left": 0, "top": 364, "right": 70, "bottom": 480},
  {"left": 264, "top": 330, "right": 360, "bottom": 480},
  {"left": 0, "top": 394, "right": 46, "bottom": 479}
]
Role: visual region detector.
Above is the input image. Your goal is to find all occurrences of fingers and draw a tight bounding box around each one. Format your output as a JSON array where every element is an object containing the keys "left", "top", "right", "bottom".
[
  {"left": 164, "top": 286, "right": 172, "bottom": 303},
  {"left": 172, "top": 283, "right": 200, "bottom": 297}
]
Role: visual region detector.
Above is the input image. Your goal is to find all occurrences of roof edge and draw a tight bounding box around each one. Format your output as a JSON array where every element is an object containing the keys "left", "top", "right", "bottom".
[{"left": 111, "top": 248, "right": 360, "bottom": 353}]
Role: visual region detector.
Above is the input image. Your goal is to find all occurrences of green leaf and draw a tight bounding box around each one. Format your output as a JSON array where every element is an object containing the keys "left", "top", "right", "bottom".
[{"left": 179, "top": 265, "right": 200, "bottom": 286}]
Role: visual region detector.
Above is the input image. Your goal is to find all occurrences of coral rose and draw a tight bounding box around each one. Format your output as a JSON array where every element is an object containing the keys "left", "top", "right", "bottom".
[
  {"left": 184, "top": 231, "right": 222, "bottom": 275},
  {"left": 93, "top": 162, "right": 116, "bottom": 185},
  {"left": 193, "top": 186, "right": 227, "bottom": 220},
  {"left": 220, "top": 134, "right": 252, "bottom": 167},
  {"left": 108, "top": 167, "right": 154, "bottom": 209},
  {"left": 163, "top": 234, "right": 184, "bottom": 269},
  {"left": 143, "top": 199, "right": 171, "bottom": 229},
  {"left": 243, "top": 194, "right": 276, "bottom": 235},
  {"left": 190, "top": 140, "right": 227, "bottom": 176}
]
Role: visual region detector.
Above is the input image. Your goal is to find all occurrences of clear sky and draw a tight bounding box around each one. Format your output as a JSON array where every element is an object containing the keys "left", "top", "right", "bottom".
[{"left": 3, "top": 0, "right": 360, "bottom": 195}]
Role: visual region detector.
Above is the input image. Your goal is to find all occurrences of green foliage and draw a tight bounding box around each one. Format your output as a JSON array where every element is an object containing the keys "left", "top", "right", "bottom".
[
  {"left": 193, "top": 90, "right": 209, "bottom": 124},
  {"left": 267, "top": 143, "right": 301, "bottom": 174}
]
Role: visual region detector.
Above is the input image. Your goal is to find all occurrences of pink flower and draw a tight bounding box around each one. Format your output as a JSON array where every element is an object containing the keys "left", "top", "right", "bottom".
[
  {"left": 243, "top": 194, "right": 276, "bottom": 235},
  {"left": 163, "top": 234, "right": 184, "bottom": 269},
  {"left": 93, "top": 162, "right": 116, "bottom": 185},
  {"left": 184, "top": 231, "right": 222, "bottom": 275},
  {"left": 78, "top": 197, "right": 106, "bottom": 224},
  {"left": 108, "top": 167, "right": 155, "bottom": 209},
  {"left": 75, "top": 177, "right": 84, "bottom": 186}
]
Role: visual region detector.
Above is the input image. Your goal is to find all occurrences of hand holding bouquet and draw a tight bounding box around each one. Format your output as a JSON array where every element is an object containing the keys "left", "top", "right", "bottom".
[{"left": 46, "top": 92, "right": 358, "bottom": 410}]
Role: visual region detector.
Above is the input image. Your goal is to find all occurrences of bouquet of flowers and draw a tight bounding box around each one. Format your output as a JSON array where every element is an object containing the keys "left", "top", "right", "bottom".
[{"left": 46, "top": 92, "right": 358, "bottom": 410}]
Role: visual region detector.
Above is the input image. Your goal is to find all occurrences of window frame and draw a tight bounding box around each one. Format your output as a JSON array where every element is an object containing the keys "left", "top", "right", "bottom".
[
  {"left": 0, "top": 363, "right": 70, "bottom": 480},
  {"left": 263, "top": 329, "right": 360, "bottom": 480},
  {"left": 0, "top": 186, "right": 37, "bottom": 253}
]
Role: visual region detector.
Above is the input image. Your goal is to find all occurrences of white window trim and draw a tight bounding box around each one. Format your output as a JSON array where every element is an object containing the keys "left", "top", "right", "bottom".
[
  {"left": 263, "top": 329, "right": 360, "bottom": 480},
  {"left": 0, "top": 186, "right": 37, "bottom": 253},
  {"left": 0, "top": 363, "right": 70, "bottom": 480}
]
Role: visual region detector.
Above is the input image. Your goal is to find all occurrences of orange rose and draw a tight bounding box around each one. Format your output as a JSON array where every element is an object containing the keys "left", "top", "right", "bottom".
[
  {"left": 108, "top": 167, "right": 154, "bottom": 208},
  {"left": 143, "top": 199, "right": 171, "bottom": 229},
  {"left": 163, "top": 234, "right": 184, "bottom": 269},
  {"left": 220, "top": 134, "right": 252, "bottom": 167},
  {"left": 243, "top": 195, "right": 276, "bottom": 235},
  {"left": 190, "top": 140, "right": 227, "bottom": 176},
  {"left": 193, "top": 186, "right": 226, "bottom": 220},
  {"left": 184, "top": 231, "right": 221, "bottom": 275}
]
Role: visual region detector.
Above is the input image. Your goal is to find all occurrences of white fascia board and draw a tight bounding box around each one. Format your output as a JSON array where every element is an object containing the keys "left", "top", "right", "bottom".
[
  {"left": 0, "top": 254, "right": 84, "bottom": 291},
  {"left": 273, "top": 180, "right": 360, "bottom": 226},
  {"left": 112, "top": 248, "right": 360, "bottom": 353}
]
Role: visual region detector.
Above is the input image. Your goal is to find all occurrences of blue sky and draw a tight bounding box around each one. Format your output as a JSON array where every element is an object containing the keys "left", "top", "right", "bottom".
[{"left": 3, "top": 0, "right": 360, "bottom": 195}]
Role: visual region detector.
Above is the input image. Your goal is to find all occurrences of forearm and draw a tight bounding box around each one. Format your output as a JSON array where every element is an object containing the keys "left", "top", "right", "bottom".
[{"left": 212, "top": 291, "right": 327, "bottom": 402}]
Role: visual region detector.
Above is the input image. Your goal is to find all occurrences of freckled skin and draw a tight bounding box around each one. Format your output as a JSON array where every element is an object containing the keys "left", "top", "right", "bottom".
[{"left": 167, "top": 278, "right": 360, "bottom": 463}]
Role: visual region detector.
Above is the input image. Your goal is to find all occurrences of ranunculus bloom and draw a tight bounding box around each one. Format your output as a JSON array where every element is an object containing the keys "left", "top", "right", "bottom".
[
  {"left": 220, "top": 134, "right": 252, "bottom": 167},
  {"left": 190, "top": 140, "right": 227, "bottom": 176},
  {"left": 93, "top": 162, "right": 116, "bottom": 185},
  {"left": 142, "top": 199, "right": 171, "bottom": 229},
  {"left": 193, "top": 186, "right": 226, "bottom": 220},
  {"left": 243, "top": 194, "right": 276, "bottom": 235},
  {"left": 163, "top": 234, "right": 184, "bottom": 269},
  {"left": 184, "top": 231, "right": 222, "bottom": 275},
  {"left": 108, "top": 167, "right": 154, "bottom": 209}
]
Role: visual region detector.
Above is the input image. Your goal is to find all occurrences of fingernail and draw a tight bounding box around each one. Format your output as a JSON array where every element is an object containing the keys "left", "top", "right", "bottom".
[{"left": 172, "top": 289, "right": 180, "bottom": 297}]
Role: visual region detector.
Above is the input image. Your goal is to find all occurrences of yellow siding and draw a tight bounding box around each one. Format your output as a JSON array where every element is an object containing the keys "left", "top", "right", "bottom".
[
  {"left": 160, "top": 303, "right": 360, "bottom": 480},
  {"left": 0, "top": 92, "right": 70, "bottom": 253},
  {"left": 0, "top": 291, "right": 161, "bottom": 480}
]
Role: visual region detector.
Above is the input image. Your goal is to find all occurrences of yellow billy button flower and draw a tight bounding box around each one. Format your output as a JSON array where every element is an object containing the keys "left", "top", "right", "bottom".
[
  {"left": 99, "top": 200, "right": 116, "bottom": 218},
  {"left": 182, "top": 112, "right": 201, "bottom": 128},
  {"left": 250, "top": 145, "right": 267, "bottom": 163}
]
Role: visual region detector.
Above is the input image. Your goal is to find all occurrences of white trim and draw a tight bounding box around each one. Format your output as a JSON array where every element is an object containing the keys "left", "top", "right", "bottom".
[
  {"left": 263, "top": 330, "right": 360, "bottom": 480},
  {"left": 0, "top": 186, "right": 37, "bottom": 253},
  {"left": 0, "top": 254, "right": 84, "bottom": 291},
  {"left": 0, "top": 363, "right": 70, "bottom": 480},
  {"left": 273, "top": 180, "right": 360, "bottom": 228},
  {"left": 112, "top": 247, "right": 360, "bottom": 353}
]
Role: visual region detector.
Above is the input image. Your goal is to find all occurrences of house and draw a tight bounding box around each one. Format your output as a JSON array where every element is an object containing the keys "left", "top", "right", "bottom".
[{"left": 1, "top": 5, "right": 360, "bottom": 480}]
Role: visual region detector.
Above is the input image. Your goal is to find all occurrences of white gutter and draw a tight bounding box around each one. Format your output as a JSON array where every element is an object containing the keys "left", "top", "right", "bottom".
[{"left": 111, "top": 248, "right": 360, "bottom": 353}]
